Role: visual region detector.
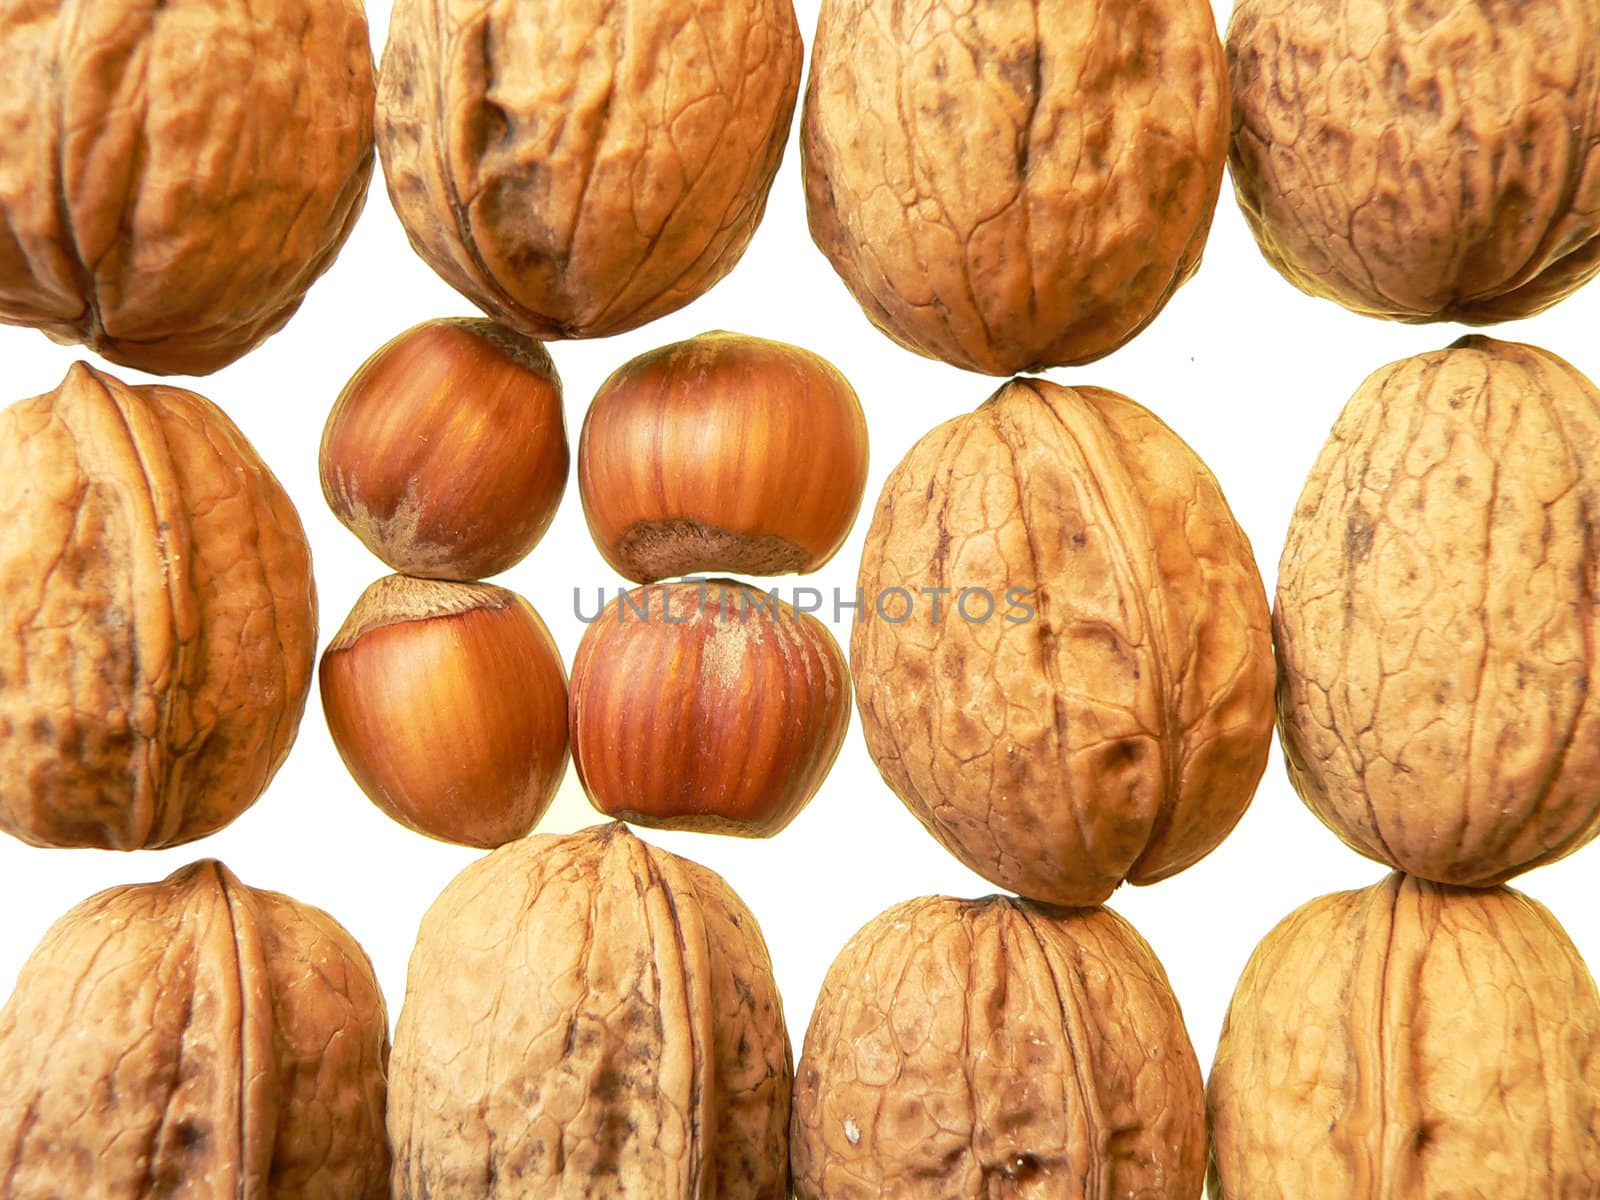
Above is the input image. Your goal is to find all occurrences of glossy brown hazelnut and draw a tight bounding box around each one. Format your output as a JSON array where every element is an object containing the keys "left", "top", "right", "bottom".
[
  {"left": 320, "top": 319, "right": 568, "bottom": 581},
  {"left": 578, "top": 332, "right": 869, "bottom": 583},
  {"left": 319, "top": 575, "right": 569, "bottom": 848},
  {"left": 570, "top": 580, "right": 850, "bottom": 837}
]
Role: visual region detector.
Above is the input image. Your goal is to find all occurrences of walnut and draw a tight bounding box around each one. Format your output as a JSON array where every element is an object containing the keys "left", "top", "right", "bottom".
[
  {"left": 0, "top": 0, "right": 375, "bottom": 376},
  {"left": 0, "top": 363, "right": 317, "bottom": 850},
  {"left": 791, "top": 895, "right": 1205, "bottom": 1200},
  {"left": 1276, "top": 336, "right": 1600, "bottom": 885},
  {"left": 1227, "top": 0, "right": 1600, "bottom": 322},
  {"left": 376, "top": 0, "right": 801, "bottom": 340},
  {"left": 1208, "top": 872, "right": 1600, "bottom": 1198},
  {"left": 851, "top": 378, "right": 1275, "bottom": 907},
  {"left": 801, "top": 0, "right": 1229, "bottom": 375},
  {"left": 388, "top": 822, "right": 791, "bottom": 1199},
  {"left": 0, "top": 860, "right": 391, "bottom": 1199}
]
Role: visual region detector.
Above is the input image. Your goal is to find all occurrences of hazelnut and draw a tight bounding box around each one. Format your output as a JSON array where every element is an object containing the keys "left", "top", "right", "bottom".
[
  {"left": 0, "top": 0, "right": 375, "bottom": 375},
  {"left": 792, "top": 895, "right": 1206, "bottom": 1198},
  {"left": 0, "top": 860, "right": 390, "bottom": 1198},
  {"left": 376, "top": 0, "right": 802, "bottom": 339},
  {"left": 852, "top": 378, "right": 1275, "bottom": 906},
  {"left": 320, "top": 575, "right": 569, "bottom": 848},
  {"left": 321, "top": 318, "right": 569, "bottom": 581},
  {"left": 801, "top": 0, "right": 1229, "bottom": 374},
  {"left": 0, "top": 363, "right": 316, "bottom": 850},
  {"left": 579, "top": 331, "right": 869, "bottom": 583},
  {"left": 1208, "top": 873, "right": 1600, "bottom": 1198},
  {"left": 389, "top": 822, "right": 792, "bottom": 1199},
  {"left": 570, "top": 580, "right": 850, "bottom": 836},
  {"left": 1276, "top": 336, "right": 1600, "bottom": 885}
]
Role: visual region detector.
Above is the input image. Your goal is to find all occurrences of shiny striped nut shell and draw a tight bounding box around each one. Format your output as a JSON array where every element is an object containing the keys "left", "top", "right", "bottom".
[
  {"left": 852, "top": 378, "right": 1274, "bottom": 907},
  {"left": 0, "top": 0, "right": 374, "bottom": 375},
  {"left": 0, "top": 860, "right": 391, "bottom": 1200},
  {"left": 570, "top": 580, "right": 850, "bottom": 836},
  {"left": 801, "top": 0, "right": 1228, "bottom": 375},
  {"left": 1276, "top": 337, "right": 1600, "bottom": 885},
  {"left": 388, "top": 823, "right": 791, "bottom": 1200},
  {"left": 0, "top": 363, "right": 316, "bottom": 850},
  {"left": 792, "top": 895, "right": 1205, "bottom": 1200},
  {"left": 376, "top": 0, "right": 801, "bottom": 339},
  {"left": 1208, "top": 873, "right": 1600, "bottom": 1199},
  {"left": 1228, "top": 0, "right": 1600, "bottom": 323}
]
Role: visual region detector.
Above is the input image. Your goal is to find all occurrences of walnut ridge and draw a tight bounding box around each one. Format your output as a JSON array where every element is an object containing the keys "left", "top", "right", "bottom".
[
  {"left": 377, "top": 0, "right": 802, "bottom": 339},
  {"left": 0, "top": 0, "right": 376, "bottom": 375},
  {"left": 1208, "top": 873, "right": 1600, "bottom": 1198},
  {"left": 388, "top": 822, "right": 791, "bottom": 1200},
  {"left": 792, "top": 895, "right": 1205, "bottom": 1200},
  {"left": 802, "top": 0, "right": 1230, "bottom": 375},
  {"left": 0, "top": 860, "right": 391, "bottom": 1199},
  {"left": 0, "top": 363, "right": 317, "bottom": 850},
  {"left": 851, "top": 378, "right": 1274, "bottom": 906},
  {"left": 1228, "top": 0, "right": 1600, "bottom": 322},
  {"left": 1276, "top": 336, "right": 1600, "bottom": 885}
]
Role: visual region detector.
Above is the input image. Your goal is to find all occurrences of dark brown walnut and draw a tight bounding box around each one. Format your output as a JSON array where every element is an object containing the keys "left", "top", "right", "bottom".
[
  {"left": 0, "top": 363, "right": 317, "bottom": 850},
  {"left": 0, "top": 860, "right": 391, "bottom": 1199},
  {"left": 389, "top": 822, "right": 791, "bottom": 1200},
  {"left": 852, "top": 378, "right": 1274, "bottom": 907},
  {"left": 792, "top": 895, "right": 1205, "bottom": 1200},
  {"left": 1208, "top": 873, "right": 1600, "bottom": 1199},
  {"left": 376, "top": 0, "right": 801, "bottom": 340},
  {"left": 1277, "top": 336, "right": 1600, "bottom": 885},
  {"left": 1228, "top": 0, "right": 1600, "bottom": 322},
  {"left": 0, "top": 0, "right": 375, "bottom": 375},
  {"left": 802, "top": 0, "right": 1229, "bottom": 375}
]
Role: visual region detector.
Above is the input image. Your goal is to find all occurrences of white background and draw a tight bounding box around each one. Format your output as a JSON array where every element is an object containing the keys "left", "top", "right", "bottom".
[{"left": 1, "top": 0, "right": 1596, "bottom": 1087}]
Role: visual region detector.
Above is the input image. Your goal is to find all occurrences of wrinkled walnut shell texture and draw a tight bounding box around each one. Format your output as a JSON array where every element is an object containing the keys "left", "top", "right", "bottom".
[
  {"left": 792, "top": 895, "right": 1205, "bottom": 1200},
  {"left": 1208, "top": 873, "right": 1600, "bottom": 1199},
  {"left": 1276, "top": 337, "right": 1600, "bottom": 885},
  {"left": 852, "top": 379, "right": 1274, "bottom": 906},
  {"left": 389, "top": 823, "right": 791, "bottom": 1200},
  {"left": 802, "top": 0, "right": 1229, "bottom": 375},
  {"left": 0, "top": 364, "right": 316, "bottom": 850},
  {"left": 0, "top": 860, "right": 391, "bottom": 1200},
  {"left": 1228, "top": 0, "right": 1600, "bottom": 322},
  {"left": 377, "top": 0, "right": 801, "bottom": 339},
  {"left": 0, "top": 0, "right": 375, "bottom": 375}
]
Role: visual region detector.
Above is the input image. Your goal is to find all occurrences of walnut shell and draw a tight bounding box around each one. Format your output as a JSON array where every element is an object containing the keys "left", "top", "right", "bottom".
[
  {"left": 792, "top": 895, "right": 1205, "bottom": 1200},
  {"left": 1207, "top": 872, "right": 1600, "bottom": 1199},
  {"left": 388, "top": 822, "right": 791, "bottom": 1199},
  {"left": 1276, "top": 336, "right": 1600, "bottom": 885},
  {"left": 851, "top": 378, "right": 1274, "bottom": 906},
  {"left": 0, "top": 363, "right": 317, "bottom": 850},
  {"left": 0, "top": 0, "right": 375, "bottom": 376},
  {"left": 376, "top": 0, "right": 801, "bottom": 340},
  {"left": 0, "top": 860, "right": 391, "bottom": 1199},
  {"left": 801, "top": 0, "right": 1229, "bottom": 375},
  {"left": 1228, "top": 0, "right": 1600, "bottom": 322}
]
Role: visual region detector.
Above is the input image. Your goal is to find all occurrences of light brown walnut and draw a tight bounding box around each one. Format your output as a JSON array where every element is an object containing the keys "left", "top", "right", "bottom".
[
  {"left": 1228, "top": 0, "right": 1600, "bottom": 322},
  {"left": 0, "top": 860, "right": 391, "bottom": 1200},
  {"left": 851, "top": 378, "right": 1274, "bottom": 906},
  {"left": 388, "top": 822, "right": 792, "bottom": 1200},
  {"left": 0, "top": 363, "right": 317, "bottom": 850},
  {"left": 1276, "top": 336, "right": 1600, "bottom": 885},
  {"left": 792, "top": 895, "right": 1205, "bottom": 1200},
  {"left": 802, "top": 0, "right": 1229, "bottom": 375},
  {"left": 0, "top": 0, "right": 375, "bottom": 375},
  {"left": 376, "top": 0, "right": 801, "bottom": 339},
  {"left": 1208, "top": 872, "right": 1600, "bottom": 1199}
]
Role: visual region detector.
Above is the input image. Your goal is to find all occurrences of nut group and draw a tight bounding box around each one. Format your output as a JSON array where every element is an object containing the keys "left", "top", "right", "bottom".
[{"left": 2, "top": 0, "right": 1600, "bottom": 1196}]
